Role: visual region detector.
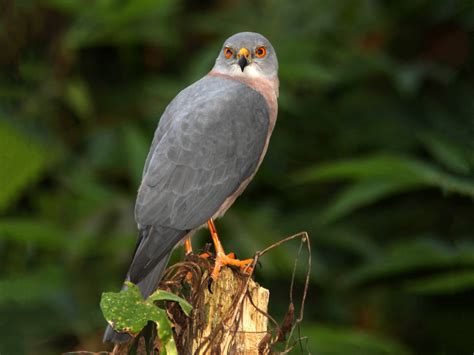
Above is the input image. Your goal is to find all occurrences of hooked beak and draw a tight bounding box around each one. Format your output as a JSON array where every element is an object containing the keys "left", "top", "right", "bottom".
[
  {"left": 237, "top": 47, "right": 250, "bottom": 72},
  {"left": 238, "top": 56, "right": 248, "bottom": 72}
]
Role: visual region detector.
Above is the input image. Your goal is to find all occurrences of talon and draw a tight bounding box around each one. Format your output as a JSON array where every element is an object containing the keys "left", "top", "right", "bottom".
[
  {"left": 242, "top": 265, "right": 253, "bottom": 274},
  {"left": 211, "top": 252, "right": 253, "bottom": 280},
  {"left": 184, "top": 238, "right": 193, "bottom": 255},
  {"left": 198, "top": 251, "right": 212, "bottom": 259},
  {"left": 207, "top": 277, "right": 213, "bottom": 294}
]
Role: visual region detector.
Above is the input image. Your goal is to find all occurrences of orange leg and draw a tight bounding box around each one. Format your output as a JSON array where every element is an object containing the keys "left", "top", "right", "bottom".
[
  {"left": 207, "top": 218, "right": 253, "bottom": 281},
  {"left": 184, "top": 237, "right": 212, "bottom": 259},
  {"left": 184, "top": 238, "right": 193, "bottom": 255}
]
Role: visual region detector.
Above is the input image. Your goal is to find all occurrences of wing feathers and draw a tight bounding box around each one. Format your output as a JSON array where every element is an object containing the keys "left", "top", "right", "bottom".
[{"left": 136, "top": 76, "right": 269, "bottom": 230}]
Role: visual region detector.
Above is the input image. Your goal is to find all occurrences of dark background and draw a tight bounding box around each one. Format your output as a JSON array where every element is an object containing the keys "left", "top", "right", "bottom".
[{"left": 1, "top": 0, "right": 474, "bottom": 354}]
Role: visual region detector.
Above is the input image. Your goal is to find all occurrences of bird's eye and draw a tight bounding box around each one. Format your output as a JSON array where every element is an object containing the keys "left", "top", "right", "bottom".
[
  {"left": 224, "top": 47, "right": 233, "bottom": 59},
  {"left": 255, "top": 46, "right": 267, "bottom": 58}
]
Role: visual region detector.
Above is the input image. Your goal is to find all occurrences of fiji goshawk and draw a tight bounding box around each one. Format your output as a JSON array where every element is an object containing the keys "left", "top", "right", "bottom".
[{"left": 104, "top": 32, "right": 279, "bottom": 343}]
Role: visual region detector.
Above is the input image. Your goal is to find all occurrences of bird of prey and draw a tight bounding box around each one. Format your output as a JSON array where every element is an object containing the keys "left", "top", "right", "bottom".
[{"left": 104, "top": 32, "right": 279, "bottom": 343}]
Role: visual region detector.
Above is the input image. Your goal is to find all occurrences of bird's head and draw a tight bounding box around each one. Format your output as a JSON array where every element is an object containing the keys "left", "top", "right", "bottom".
[{"left": 212, "top": 32, "right": 278, "bottom": 80}]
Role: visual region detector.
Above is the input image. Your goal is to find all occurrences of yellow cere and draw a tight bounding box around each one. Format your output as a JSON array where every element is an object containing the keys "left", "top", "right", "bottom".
[{"left": 237, "top": 47, "right": 250, "bottom": 58}]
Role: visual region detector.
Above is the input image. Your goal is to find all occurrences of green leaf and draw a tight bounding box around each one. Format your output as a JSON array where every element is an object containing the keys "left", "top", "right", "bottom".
[
  {"left": 342, "top": 240, "right": 474, "bottom": 288},
  {"left": 101, "top": 282, "right": 170, "bottom": 334},
  {"left": 149, "top": 289, "right": 192, "bottom": 316},
  {"left": 100, "top": 282, "right": 191, "bottom": 353},
  {"left": 420, "top": 133, "right": 471, "bottom": 174},
  {"left": 405, "top": 270, "right": 474, "bottom": 295},
  {"left": 0, "top": 123, "right": 53, "bottom": 211},
  {"left": 302, "top": 323, "right": 412, "bottom": 355},
  {"left": 155, "top": 309, "right": 177, "bottom": 355},
  {"left": 295, "top": 154, "right": 474, "bottom": 223},
  {"left": 317, "top": 179, "right": 420, "bottom": 225},
  {"left": 315, "top": 227, "right": 380, "bottom": 260},
  {"left": 296, "top": 154, "right": 474, "bottom": 196}
]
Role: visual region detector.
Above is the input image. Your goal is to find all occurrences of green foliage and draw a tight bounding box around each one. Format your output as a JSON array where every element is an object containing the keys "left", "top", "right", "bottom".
[
  {"left": 303, "top": 324, "right": 412, "bottom": 355},
  {"left": 342, "top": 239, "right": 474, "bottom": 287},
  {"left": 0, "top": 218, "right": 68, "bottom": 249},
  {"left": 0, "top": 266, "right": 65, "bottom": 305},
  {"left": 0, "top": 124, "right": 54, "bottom": 211},
  {"left": 100, "top": 281, "right": 191, "bottom": 354},
  {"left": 296, "top": 154, "right": 474, "bottom": 224},
  {"left": 1, "top": 0, "right": 474, "bottom": 354},
  {"left": 48, "top": 0, "right": 178, "bottom": 48},
  {"left": 405, "top": 270, "right": 474, "bottom": 295}
]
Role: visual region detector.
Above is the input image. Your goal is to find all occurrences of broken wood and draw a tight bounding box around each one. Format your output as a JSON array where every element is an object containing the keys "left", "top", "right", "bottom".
[{"left": 184, "top": 266, "right": 270, "bottom": 354}]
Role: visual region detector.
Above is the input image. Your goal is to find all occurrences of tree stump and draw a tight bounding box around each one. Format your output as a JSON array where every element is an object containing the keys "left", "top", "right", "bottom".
[
  {"left": 110, "top": 258, "right": 271, "bottom": 355},
  {"left": 183, "top": 267, "right": 269, "bottom": 354}
]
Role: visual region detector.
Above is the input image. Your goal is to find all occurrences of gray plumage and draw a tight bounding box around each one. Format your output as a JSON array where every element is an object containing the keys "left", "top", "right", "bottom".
[
  {"left": 131, "top": 76, "right": 269, "bottom": 282},
  {"left": 104, "top": 76, "right": 270, "bottom": 344},
  {"left": 104, "top": 32, "right": 278, "bottom": 344}
]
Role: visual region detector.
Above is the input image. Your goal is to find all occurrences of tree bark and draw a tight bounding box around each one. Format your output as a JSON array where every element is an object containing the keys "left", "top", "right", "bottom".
[{"left": 183, "top": 266, "right": 269, "bottom": 354}]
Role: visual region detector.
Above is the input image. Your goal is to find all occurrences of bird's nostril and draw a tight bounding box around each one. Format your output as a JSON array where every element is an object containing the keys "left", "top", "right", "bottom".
[{"left": 237, "top": 48, "right": 250, "bottom": 59}]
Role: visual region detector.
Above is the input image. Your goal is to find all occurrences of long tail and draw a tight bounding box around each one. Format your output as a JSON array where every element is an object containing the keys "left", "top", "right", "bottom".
[
  {"left": 102, "top": 253, "right": 171, "bottom": 343},
  {"left": 103, "top": 225, "right": 187, "bottom": 344}
]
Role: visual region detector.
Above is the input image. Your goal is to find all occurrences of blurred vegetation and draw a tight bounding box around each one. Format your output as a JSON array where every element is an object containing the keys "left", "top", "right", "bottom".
[{"left": 1, "top": 0, "right": 473, "bottom": 354}]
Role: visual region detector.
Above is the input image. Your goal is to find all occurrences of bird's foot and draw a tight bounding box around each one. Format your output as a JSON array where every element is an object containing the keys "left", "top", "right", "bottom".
[
  {"left": 205, "top": 218, "right": 254, "bottom": 292},
  {"left": 199, "top": 251, "right": 238, "bottom": 260},
  {"left": 211, "top": 252, "right": 253, "bottom": 280},
  {"left": 207, "top": 252, "right": 253, "bottom": 293}
]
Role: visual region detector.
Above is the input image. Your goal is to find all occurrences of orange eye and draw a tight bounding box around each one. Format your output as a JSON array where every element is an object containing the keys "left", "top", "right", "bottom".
[
  {"left": 224, "top": 47, "right": 233, "bottom": 59},
  {"left": 255, "top": 46, "right": 267, "bottom": 58}
]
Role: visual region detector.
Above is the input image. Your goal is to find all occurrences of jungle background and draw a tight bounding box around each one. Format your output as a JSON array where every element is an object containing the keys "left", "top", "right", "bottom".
[{"left": 1, "top": 0, "right": 474, "bottom": 354}]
